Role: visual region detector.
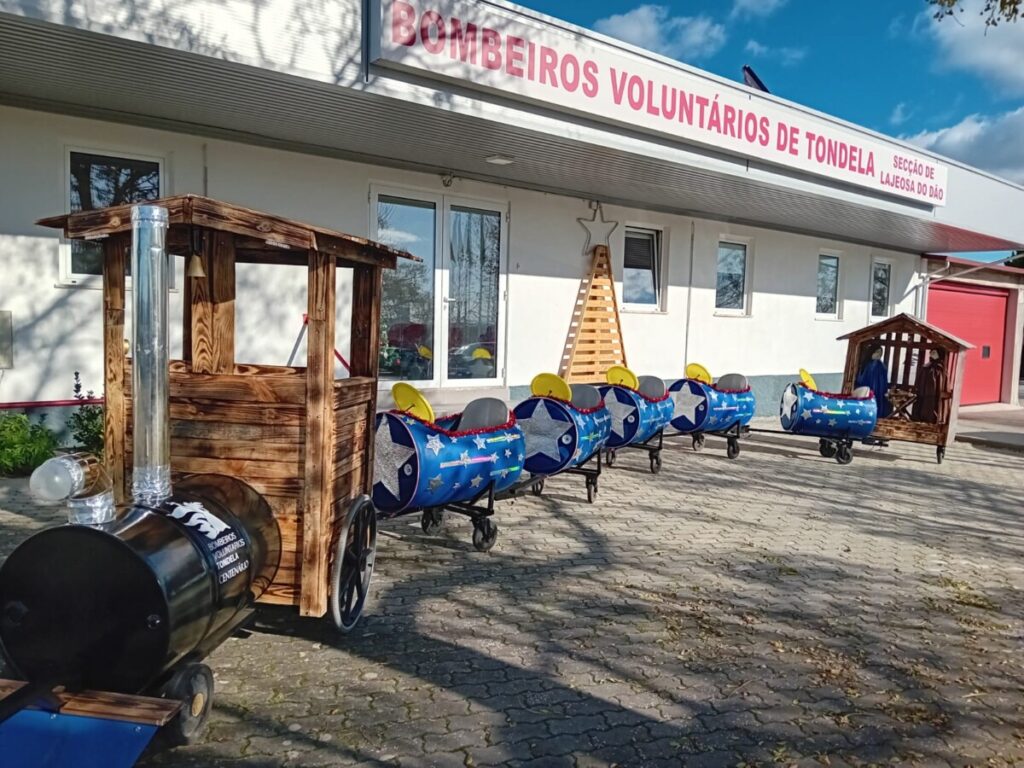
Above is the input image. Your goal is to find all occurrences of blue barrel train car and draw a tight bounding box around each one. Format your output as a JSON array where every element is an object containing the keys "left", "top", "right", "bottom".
[
  {"left": 372, "top": 395, "right": 524, "bottom": 550},
  {"left": 668, "top": 372, "right": 756, "bottom": 459},
  {"left": 779, "top": 382, "right": 877, "bottom": 464},
  {"left": 598, "top": 372, "right": 674, "bottom": 473},
  {"left": 513, "top": 382, "right": 611, "bottom": 502}
]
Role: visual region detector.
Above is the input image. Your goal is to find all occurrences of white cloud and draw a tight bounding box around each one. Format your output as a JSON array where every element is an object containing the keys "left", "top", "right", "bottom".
[
  {"left": 731, "top": 0, "right": 788, "bottom": 19},
  {"left": 890, "top": 102, "right": 910, "bottom": 126},
  {"left": 887, "top": 14, "right": 904, "bottom": 38},
  {"left": 906, "top": 107, "right": 1024, "bottom": 184},
  {"left": 378, "top": 228, "right": 420, "bottom": 246},
  {"left": 925, "top": 0, "right": 1024, "bottom": 94},
  {"left": 743, "top": 39, "right": 806, "bottom": 67},
  {"left": 593, "top": 5, "right": 727, "bottom": 61}
]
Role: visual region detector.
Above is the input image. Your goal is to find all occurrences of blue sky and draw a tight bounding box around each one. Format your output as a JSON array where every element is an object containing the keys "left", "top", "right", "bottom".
[{"left": 518, "top": 0, "right": 1024, "bottom": 188}]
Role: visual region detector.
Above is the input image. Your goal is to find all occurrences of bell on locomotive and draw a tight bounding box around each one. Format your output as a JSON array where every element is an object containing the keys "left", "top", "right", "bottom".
[{"left": 0, "top": 206, "right": 281, "bottom": 720}]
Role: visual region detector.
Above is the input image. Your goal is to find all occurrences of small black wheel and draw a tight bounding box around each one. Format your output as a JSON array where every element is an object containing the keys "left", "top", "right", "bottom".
[
  {"left": 726, "top": 440, "right": 740, "bottom": 460},
  {"left": 835, "top": 444, "right": 853, "bottom": 465},
  {"left": 330, "top": 495, "right": 377, "bottom": 633},
  {"left": 692, "top": 434, "right": 705, "bottom": 452},
  {"left": 819, "top": 439, "right": 838, "bottom": 459},
  {"left": 157, "top": 663, "right": 214, "bottom": 747},
  {"left": 421, "top": 507, "right": 444, "bottom": 534},
  {"left": 531, "top": 479, "right": 545, "bottom": 496},
  {"left": 650, "top": 453, "right": 663, "bottom": 474},
  {"left": 936, "top": 446, "right": 945, "bottom": 464},
  {"left": 606, "top": 450, "right": 616, "bottom": 467},
  {"left": 586, "top": 481, "right": 595, "bottom": 503},
  {"left": 472, "top": 518, "right": 498, "bottom": 552}
]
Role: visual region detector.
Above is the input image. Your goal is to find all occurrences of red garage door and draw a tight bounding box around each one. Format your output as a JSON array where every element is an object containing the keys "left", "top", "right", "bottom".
[{"left": 927, "top": 282, "right": 1008, "bottom": 405}]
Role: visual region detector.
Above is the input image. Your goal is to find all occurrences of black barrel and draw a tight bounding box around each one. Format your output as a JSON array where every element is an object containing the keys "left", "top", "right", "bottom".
[{"left": 0, "top": 474, "right": 280, "bottom": 693}]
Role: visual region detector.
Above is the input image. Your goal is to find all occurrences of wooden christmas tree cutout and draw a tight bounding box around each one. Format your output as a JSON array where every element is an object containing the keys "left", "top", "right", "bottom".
[{"left": 559, "top": 245, "right": 628, "bottom": 384}]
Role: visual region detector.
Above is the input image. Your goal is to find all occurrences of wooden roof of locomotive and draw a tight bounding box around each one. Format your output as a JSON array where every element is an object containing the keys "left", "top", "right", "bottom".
[
  {"left": 37, "top": 194, "right": 415, "bottom": 270},
  {"left": 836, "top": 312, "right": 973, "bottom": 352}
]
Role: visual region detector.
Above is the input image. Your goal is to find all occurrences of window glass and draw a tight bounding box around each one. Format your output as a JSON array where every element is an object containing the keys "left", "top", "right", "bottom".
[
  {"left": 69, "top": 151, "right": 161, "bottom": 276},
  {"left": 816, "top": 254, "right": 840, "bottom": 315},
  {"left": 376, "top": 195, "right": 437, "bottom": 381},
  {"left": 447, "top": 205, "right": 501, "bottom": 379},
  {"left": 715, "top": 242, "right": 747, "bottom": 310},
  {"left": 872, "top": 262, "right": 892, "bottom": 317},
  {"left": 623, "top": 228, "right": 660, "bottom": 306}
]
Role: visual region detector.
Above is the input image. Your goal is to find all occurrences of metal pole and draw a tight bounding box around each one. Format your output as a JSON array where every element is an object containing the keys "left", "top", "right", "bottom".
[{"left": 130, "top": 205, "right": 171, "bottom": 506}]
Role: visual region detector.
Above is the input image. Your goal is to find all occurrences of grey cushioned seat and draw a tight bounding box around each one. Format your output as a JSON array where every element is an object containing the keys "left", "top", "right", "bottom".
[
  {"left": 637, "top": 375, "right": 666, "bottom": 399},
  {"left": 458, "top": 397, "right": 511, "bottom": 431},
  {"left": 570, "top": 384, "right": 602, "bottom": 409},
  {"left": 852, "top": 386, "right": 872, "bottom": 398},
  {"left": 716, "top": 373, "right": 748, "bottom": 390}
]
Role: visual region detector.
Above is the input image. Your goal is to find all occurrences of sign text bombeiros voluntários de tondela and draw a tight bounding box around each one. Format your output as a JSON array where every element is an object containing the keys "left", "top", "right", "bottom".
[{"left": 373, "top": 0, "right": 948, "bottom": 206}]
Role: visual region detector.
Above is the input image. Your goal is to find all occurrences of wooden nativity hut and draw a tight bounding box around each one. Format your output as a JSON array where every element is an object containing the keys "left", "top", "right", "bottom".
[
  {"left": 39, "top": 195, "right": 408, "bottom": 631},
  {"left": 838, "top": 313, "right": 972, "bottom": 463}
]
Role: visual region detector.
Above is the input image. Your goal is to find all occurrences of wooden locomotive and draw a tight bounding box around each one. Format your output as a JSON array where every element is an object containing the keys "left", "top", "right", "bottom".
[
  {"left": 36, "top": 195, "right": 404, "bottom": 628},
  {"left": 0, "top": 198, "right": 404, "bottom": 764}
]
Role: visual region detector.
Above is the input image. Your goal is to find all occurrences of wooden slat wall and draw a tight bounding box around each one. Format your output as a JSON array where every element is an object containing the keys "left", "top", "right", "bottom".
[
  {"left": 124, "top": 361, "right": 308, "bottom": 607},
  {"left": 301, "top": 251, "right": 337, "bottom": 617},
  {"left": 190, "top": 231, "right": 236, "bottom": 374},
  {"left": 103, "top": 236, "right": 129, "bottom": 503}
]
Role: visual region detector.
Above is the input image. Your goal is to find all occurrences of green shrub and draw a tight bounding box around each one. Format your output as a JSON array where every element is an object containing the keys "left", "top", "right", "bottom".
[
  {"left": 0, "top": 413, "right": 57, "bottom": 476},
  {"left": 68, "top": 371, "right": 104, "bottom": 457}
]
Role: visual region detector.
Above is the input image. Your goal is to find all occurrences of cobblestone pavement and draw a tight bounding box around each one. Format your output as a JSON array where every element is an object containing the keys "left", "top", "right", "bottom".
[{"left": 1, "top": 433, "right": 1023, "bottom": 767}]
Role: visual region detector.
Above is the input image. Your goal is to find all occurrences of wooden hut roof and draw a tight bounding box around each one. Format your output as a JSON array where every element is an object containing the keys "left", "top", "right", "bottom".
[
  {"left": 836, "top": 312, "right": 973, "bottom": 351},
  {"left": 37, "top": 194, "right": 414, "bottom": 270}
]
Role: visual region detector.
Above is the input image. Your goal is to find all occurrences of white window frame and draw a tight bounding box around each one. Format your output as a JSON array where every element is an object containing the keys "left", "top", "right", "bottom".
[
  {"left": 870, "top": 257, "right": 894, "bottom": 320},
  {"left": 621, "top": 225, "right": 667, "bottom": 313},
  {"left": 815, "top": 249, "right": 843, "bottom": 320},
  {"left": 714, "top": 236, "right": 754, "bottom": 317},
  {"left": 59, "top": 145, "right": 166, "bottom": 289},
  {"left": 369, "top": 183, "right": 509, "bottom": 389}
]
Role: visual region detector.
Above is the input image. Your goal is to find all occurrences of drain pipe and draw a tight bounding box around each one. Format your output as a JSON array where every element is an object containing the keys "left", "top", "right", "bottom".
[
  {"left": 682, "top": 220, "right": 696, "bottom": 372},
  {"left": 130, "top": 205, "right": 172, "bottom": 505}
]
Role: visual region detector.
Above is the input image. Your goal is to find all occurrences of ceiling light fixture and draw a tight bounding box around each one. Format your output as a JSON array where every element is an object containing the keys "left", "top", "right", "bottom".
[{"left": 485, "top": 154, "right": 515, "bottom": 166}]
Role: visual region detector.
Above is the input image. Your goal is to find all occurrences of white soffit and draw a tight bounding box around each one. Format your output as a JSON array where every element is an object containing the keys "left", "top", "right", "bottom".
[{"left": 0, "top": 12, "right": 1022, "bottom": 253}]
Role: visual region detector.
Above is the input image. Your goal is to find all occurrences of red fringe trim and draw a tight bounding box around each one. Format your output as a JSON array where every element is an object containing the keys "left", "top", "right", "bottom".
[
  {"left": 711, "top": 385, "right": 752, "bottom": 395},
  {"left": 535, "top": 394, "right": 608, "bottom": 415},
  {"left": 390, "top": 409, "right": 518, "bottom": 437},
  {"left": 611, "top": 384, "right": 671, "bottom": 404}
]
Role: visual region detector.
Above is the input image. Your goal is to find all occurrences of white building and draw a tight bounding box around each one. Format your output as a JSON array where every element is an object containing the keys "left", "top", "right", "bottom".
[{"left": 2, "top": 0, "right": 1023, "bottom": 423}]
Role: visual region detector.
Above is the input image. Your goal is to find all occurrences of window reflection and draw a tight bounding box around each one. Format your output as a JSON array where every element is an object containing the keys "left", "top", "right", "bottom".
[
  {"left": 377, "top": 196, "right": 436, "bottom": 381},
  {"left": 447, "top": 206, "right": 500, "bottom": 380},
  {"left": 69, "top": 152, "right": 161, "bottom": 276}
]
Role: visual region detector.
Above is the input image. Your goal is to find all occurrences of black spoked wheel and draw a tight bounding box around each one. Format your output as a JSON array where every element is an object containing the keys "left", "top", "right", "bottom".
[
  {"left": 606, "top": 450, "right": 616, "bottom": 467},
  {"left": 835, "top": 444, "right": 853, "bottom": 466},
  {"left": 936, "top": 446, "right": 945, "bottom": 464},
  {"left": 330, "top": 495, "right": 377, "bottom": 633},
  {"left": 157, "top": 663, "right": 214, "bottom": 747},
  {"left": 531, "top": 479, "right": 545, "bottom": 496},
  {"left": 692, "top": 434, "right": 705, "bottom": 452},
  {"left": 421, "top": 507, "right": 445, "bottom": 534},
  {"left": 650, "top": 452, "right": 663, "bottom": 474},
  {"left": 586, "top": 481, "right": 595, "bottom": 503},
  {"left": 472, "top": 518, "right": 498, "bottom": 552},
  {"left": 726, "top": 439, "right": 740, "bottom": 460},
  {"left": 819, "top": 439, "right": 838, "bottom": 459}
]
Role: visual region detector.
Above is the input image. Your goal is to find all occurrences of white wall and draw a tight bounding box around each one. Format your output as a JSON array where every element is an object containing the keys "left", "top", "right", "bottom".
[
  {"left": 687, "top": 221, "right": 916, "bottom": 379},
  {"left": 0, "top": 104, "right": 921, "bottom": 404}
]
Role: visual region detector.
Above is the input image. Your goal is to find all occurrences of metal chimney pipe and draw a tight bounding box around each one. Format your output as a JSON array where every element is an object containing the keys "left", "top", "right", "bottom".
[{"left": 130, "top": 205, "right": 171, "bottom": 505}]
